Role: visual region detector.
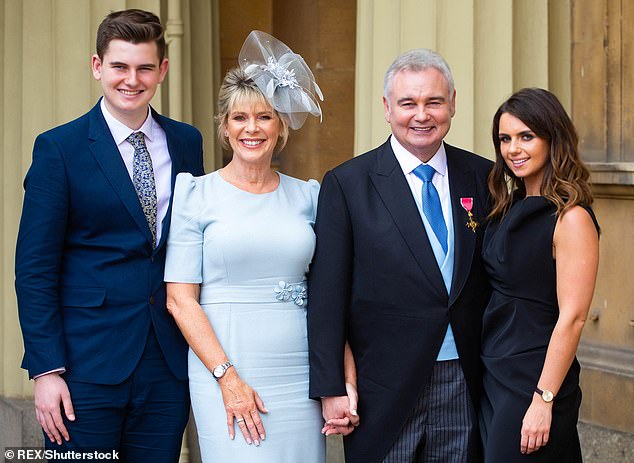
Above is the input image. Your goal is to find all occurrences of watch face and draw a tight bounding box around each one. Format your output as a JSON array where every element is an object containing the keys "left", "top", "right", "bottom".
[
  {"left": 542, "top": 390, "right": 554, "bottom": 402},
  {"left": 213, "top": 366, "right": 224, "bottom": 378}
]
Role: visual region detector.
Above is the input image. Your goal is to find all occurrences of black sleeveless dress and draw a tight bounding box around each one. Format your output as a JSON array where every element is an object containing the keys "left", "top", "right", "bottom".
[{"left": 480, "top": 197, "right": 598, "bottom": 462}]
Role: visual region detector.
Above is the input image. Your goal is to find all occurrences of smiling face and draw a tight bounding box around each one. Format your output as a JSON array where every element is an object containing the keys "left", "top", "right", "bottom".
[
  {"left": 498, "top": 112, "right": 551, "bottom": 196},
  {"left": 383, "top": 68, "right": 456, "bottom": 162},
  {"left": 225, "top": 98, "right": 281, "bottom": 167},
  {"left": 92, "top": 39, "right": 168, "bottom": 129}
]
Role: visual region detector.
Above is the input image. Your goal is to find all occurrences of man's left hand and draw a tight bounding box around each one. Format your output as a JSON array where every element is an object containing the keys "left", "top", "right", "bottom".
[{"left": 321, "top": 383, "right": 360, "bottom": 436}]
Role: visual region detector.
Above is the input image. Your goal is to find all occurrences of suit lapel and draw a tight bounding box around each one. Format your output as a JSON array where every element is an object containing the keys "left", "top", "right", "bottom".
[
  {"left": 152, "top": 110, "right": 181, "bottom": 251},
  {"left": 369, "top": 141, "right": 448, "bottom": 300},
  {"left": 87, "top": 103, "right": 154, "bottom": 246},
  {"left": 152, "top": 108, "right": 183, "bottom": 184},
  {"left": 446, "top": 144, "right": 477, "bottom": 306}
]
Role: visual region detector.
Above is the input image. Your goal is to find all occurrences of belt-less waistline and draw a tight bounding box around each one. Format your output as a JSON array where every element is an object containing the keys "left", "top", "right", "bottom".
[{"left": 199, "top": 280, "right": 307, "bottom": 307}]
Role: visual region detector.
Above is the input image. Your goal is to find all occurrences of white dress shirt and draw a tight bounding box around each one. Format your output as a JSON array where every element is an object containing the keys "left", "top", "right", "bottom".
[
  {"left": 34, "top": 103, "right": 173, "bottom": 379},
  {"left": 100, "top": 99, "right": 172, "bottom": 244},
  {"left": 390, "top": 136, "right": 451, "bottom": 241}
]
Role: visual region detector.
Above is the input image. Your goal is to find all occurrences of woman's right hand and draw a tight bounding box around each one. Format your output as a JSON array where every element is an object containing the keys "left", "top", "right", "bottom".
[
  {"left": 344, "top": 381, "right": 360, "bottom": 428},
  {"left": 520, "top": 395, "right": 552, "bottom": 454},
  {"left": 218, "top": 369, "right": 268, "bottom": 446}
]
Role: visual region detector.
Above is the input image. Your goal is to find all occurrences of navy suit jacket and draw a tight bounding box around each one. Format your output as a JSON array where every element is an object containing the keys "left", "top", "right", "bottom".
[
  {"left": 15, "top": 101, "right": 205, "bottom": 384},
  {"left": 308, "top": 140, "right": 492, "bottom": 463}
]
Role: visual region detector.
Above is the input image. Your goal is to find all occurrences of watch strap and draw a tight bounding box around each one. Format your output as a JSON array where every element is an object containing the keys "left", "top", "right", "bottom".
[
  {"left": 212, "top": 360, "right": 233, "bottom": 380},
  {"left": 535, "top": 386, "right": 554, "bottom": 402}
]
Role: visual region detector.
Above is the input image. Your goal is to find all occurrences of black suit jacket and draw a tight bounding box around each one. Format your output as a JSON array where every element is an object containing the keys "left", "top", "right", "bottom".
[
  {"left": 308, "top": 140, "right": 492, "bottom": 463},
  {"left": 16, "top": 100, "right": 205, "bottom": 383}
]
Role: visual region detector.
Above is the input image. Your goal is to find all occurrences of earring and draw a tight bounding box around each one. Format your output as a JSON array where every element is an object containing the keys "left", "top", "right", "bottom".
[{"left": 224, "top": 131, "right": 228, "bottom": 137}]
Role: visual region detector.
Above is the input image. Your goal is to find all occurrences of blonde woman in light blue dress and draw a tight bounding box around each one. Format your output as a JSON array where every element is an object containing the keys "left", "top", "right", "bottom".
[{"left": 163, "top": 31, "right": 358, "bottom": 463}]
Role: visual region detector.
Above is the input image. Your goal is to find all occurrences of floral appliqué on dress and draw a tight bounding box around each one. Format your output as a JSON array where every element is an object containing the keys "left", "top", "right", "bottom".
[{"left": 274, "top": 281, "right": 307, "bottom": 307}]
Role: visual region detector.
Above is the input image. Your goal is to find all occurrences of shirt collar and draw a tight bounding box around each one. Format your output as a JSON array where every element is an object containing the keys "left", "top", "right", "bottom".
[
  {"left": 100, "top": 99, "right": 156, "bottom": 145},
  {"left": 390, "top": 135, "right": 448, "bottom": 177}
]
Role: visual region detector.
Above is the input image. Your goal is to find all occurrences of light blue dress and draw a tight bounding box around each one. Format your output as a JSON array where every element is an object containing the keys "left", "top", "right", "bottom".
[{"left": 164, "top": 170, "right": 325, "bottom": 463}]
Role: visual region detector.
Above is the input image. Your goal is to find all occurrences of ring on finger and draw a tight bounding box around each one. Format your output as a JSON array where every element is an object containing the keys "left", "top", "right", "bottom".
[{"left": 236, "top": 417, "right": 245, "bottom": 423}]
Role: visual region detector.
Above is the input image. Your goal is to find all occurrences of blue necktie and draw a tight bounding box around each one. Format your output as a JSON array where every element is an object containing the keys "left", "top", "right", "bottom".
[
  {"left": 413, "top": 164, "right": 447, "bottom": 254},
  {"left": 127, "top": 132, "right": 158, "bottom": 248}
]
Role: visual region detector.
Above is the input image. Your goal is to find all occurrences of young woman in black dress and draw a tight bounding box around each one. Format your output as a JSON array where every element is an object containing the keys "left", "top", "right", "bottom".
[{"left": 480, "top": 88, "right": 599, "bottom": 462}]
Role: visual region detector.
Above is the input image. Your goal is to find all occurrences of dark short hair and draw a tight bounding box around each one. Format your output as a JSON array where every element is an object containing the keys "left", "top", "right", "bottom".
[{"left": 96, "top": 9, "right": 166, "bottom": 62}]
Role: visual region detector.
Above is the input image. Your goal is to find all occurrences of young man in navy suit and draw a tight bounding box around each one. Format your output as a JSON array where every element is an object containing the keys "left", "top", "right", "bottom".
[
  {"left": 308, "top": 49, "right": 492, "bottom": 462},
  {"left": 15, "top": 9, "right": 204, "bottom": 461}
]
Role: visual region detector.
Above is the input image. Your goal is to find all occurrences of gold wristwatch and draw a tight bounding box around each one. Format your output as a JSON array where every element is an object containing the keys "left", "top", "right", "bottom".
[{"left": 535, "top": 386, "right": 554, "bottom": 403}]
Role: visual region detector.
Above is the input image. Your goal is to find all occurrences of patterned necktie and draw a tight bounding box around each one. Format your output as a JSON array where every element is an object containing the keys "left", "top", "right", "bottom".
[
  {"left": 413, "top": 164, "right": 448, "bottom": 254},
  {"left": 127, "top": 132, "right": 157, "bottom": 248}
]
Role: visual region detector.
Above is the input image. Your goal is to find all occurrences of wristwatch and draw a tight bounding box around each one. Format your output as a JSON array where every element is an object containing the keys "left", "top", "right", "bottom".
[
  {"left": 535, "top": 386, "right": 554, "bottom": 403},
  {"left": 212, "top": 361, "right": 233, "bottom": 380}
]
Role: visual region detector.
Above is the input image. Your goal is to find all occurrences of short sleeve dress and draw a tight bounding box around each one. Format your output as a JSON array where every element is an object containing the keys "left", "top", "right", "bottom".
[
  {"left": 164, "top": 171, "right": 325, "bottom": 463},
  {"left": 479, "top": 197, "right": 598, "bottom": 462}
]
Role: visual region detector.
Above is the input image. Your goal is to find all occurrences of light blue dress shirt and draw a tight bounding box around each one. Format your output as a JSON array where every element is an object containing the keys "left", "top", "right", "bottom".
[{"left": 390, "top": 136, "right": 459, "bottom": 361}]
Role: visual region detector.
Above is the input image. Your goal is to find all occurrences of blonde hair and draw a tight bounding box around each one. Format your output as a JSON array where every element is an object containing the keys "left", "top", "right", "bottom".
[{"left": 215, "top": 67, "right": 289, "bottom": 152}]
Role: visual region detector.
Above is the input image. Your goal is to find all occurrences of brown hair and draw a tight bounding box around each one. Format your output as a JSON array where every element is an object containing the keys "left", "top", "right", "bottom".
[
  {"left": 215, "top": 67, "right": 289, "bottom": 153},
  {"left": 488, "top": 87, "right": 593, "bottom": 219},
  {"left": 96, "top": 9, "right": 166, "bottom": 62}
]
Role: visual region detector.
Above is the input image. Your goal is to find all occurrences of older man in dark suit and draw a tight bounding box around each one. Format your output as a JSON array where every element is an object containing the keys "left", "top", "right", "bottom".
[
  {"left": 308, "top": 49, "right": 492, "bottom": 462},
  {"left": 15, "top": 9, "right": 204, "bottom": 462}
]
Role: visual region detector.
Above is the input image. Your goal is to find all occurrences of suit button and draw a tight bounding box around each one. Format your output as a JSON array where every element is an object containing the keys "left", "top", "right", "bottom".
[
  {"left": 149, "top": 296, "right": 155, "bottom": 305},
  {"left": 151, "top": 256, "right": 155, "bottom": 263}
]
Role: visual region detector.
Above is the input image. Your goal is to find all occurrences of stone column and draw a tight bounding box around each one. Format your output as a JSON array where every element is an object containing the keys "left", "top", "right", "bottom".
[{"left": 354, "top": 0, "right": 571, "bottom": 159}]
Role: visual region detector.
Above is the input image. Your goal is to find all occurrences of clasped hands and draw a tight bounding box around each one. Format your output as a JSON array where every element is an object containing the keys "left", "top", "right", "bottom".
[
  {"left": 321, "top": 382, "right": 360, "bottom": 436},
  {"left": 221, "top": 373, "right": 359, "bottom": 446}
]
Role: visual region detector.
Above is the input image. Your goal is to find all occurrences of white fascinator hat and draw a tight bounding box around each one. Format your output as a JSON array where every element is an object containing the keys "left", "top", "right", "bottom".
[{"left": 239, "top": 30, "right": 324, "bottom": 130}]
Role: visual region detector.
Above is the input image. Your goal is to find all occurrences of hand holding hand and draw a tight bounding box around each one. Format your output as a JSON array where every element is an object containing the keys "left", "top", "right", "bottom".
[
  {"left": 219, "top": 370, "right": 268, "bottom": 446},
  {"left": 33, "top": 373, "right": 75, "bottom": 445},
  {"left": 520, "top": 395, "right": 552, "bottom": 454},
  {"left": 320, "top": 384, "right": 359, "bottom": 436},
  {"left": 345, "top": 382, "right": 360, "bottom": 427}
]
